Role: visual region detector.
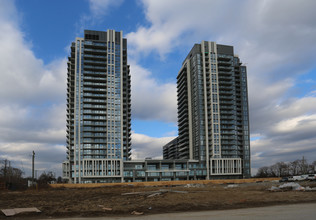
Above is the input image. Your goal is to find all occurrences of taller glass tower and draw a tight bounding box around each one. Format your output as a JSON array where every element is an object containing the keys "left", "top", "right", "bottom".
[{"left": 64, "top": 30, "right": 131, "bottom": 183}]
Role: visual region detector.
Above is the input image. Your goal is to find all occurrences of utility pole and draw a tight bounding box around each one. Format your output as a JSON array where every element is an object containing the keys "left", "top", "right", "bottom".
[{"left": 32, "top": 151, "right": 35, "bottom": 186}]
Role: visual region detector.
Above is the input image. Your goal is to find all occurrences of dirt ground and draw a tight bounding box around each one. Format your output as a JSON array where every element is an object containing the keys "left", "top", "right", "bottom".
[{"left": 0, "top": 181, "right": 316, "bottom": 219}]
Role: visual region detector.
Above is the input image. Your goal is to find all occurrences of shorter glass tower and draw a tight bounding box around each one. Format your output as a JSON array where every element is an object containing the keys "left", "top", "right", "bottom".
[{"left": 165, "top": 41, "right": 250, "bottom": 179}]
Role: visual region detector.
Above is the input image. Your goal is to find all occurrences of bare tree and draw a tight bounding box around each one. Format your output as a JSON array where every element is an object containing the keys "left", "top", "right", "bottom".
[
  {"left": 276, "top": 162, "right": 289, "bottom": 177},
  {"left": 269, "top": 164, "right": 279, "bottom": 177},
  {"left": 38, "top": 171, "right": 56, "bottom": 185},
  {"left": 255, "top": 157, "right": 314, "bottom": 177},
  {"left": 297, "top": 157, "right": 308, "bottom": 175},
  {"left": 0, "top": 159, "right": 25, "bottom": 190},
  {"left": 255, "top": 166, "right": 270, "bottom": 177},
  {"left": 0, "top": 159, "right": 9, "bottom": 180},
  {"left": 289, "top": 160, "right": 300, "bottom": 176},
  {"left": 0, "top": 159, "right": 23, "bottom": 181},
  {"left": 312, "top": 161, "right": 316, "bottom": 173}
]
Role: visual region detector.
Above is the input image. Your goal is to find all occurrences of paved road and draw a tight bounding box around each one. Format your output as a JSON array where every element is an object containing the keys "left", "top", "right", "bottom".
[{"left": 44, "top": 203, "right": 316, "bottom": 220}]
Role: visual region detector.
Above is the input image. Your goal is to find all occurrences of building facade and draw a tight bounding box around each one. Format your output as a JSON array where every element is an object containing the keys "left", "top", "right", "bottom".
[
  {"left": 163, "top": 137, "right": 179, "bottom": 159},
  {"left": 63, "top": 36, "right": 250, "bottom": 183},
  {"left": 164, "top": 41, "right": 251, "bottom": 179},
  {"left": 63, "top": 30, "right": 131, "bottom": 183}
]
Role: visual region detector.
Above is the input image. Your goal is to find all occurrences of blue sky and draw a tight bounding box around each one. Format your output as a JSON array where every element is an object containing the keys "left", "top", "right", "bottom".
[{"left": 0, "top": 0, "right": 316, "bottom": 177}]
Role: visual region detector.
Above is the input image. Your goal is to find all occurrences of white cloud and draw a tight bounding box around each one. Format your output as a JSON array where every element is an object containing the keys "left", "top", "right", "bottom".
[
  {"left": 0, "top": 19, "right": 67, "bottom": 105},
  {"left": 0, "top": 0, "right": 67, "bottom": 177},
  {"left": 89, "top": 0, "right": 124, "bottom": 17},
  {"left": 274, "top": 114, "right": 316, "bottom": 133},
  {"left": 131, "top": 132, "right": 176, "bottom": 160},
  {"left": 130, "top": 60, "right": 177, "bottom": 122},
  {"left": 76, "top": 0, "right": 125, "bottom": 34}
]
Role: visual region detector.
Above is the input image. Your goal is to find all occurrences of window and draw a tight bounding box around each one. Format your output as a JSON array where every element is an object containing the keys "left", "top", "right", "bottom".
[
  {"left": 147, "top": 165, "right": 156, "bottom": 170},
  {"left": 123, "top": 171, "right": 133, "bottom": 177},
  {"left": 136, "top": 171, "right": 145, "bottom": 177},
  {"left": 162, "top": 172, "right": 173, "bottom": 177},
  {"left": 212, "top": 94, "right": 218, "bottom": 102},
  {"left": 176, "top": 172, "right": 186, "bottom": 176},
  {"left": 161, "top": 165, "right": 169, "bottom": 170},
  {"left": 148, "top": 172, "right": 159, "bottom": 177},
  {"left": 135, "top": 164, "right": 142, "bottom": 169},
  {"left": 212, "top": 74, "right": 217, "bottom": 83},
  {"left": 175, "top": 164, "right": 182, "bottom": 170}
]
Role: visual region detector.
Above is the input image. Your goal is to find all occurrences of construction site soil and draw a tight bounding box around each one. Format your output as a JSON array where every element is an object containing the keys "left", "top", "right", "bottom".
[{"left": 1, "top": 180, "right": 316, "bottom": 219}]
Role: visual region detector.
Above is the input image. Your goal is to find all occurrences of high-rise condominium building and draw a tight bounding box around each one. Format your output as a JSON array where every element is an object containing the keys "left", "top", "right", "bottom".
[
  {"left": 63, "top": 30, "right": 131, "bottom": 183},
  {"left": 164, "top": 41, "right": 250, "bottom": 179}
]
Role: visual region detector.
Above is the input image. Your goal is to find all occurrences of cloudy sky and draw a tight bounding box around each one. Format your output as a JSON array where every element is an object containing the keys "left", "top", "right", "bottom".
[{"left": 0, "top": 0, "right": 315, "bottom": 177}]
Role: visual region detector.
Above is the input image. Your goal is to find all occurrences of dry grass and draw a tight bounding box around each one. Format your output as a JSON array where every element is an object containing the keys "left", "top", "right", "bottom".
[{"left": 1, "top": 179, "right": 315, "bottom": 219}]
